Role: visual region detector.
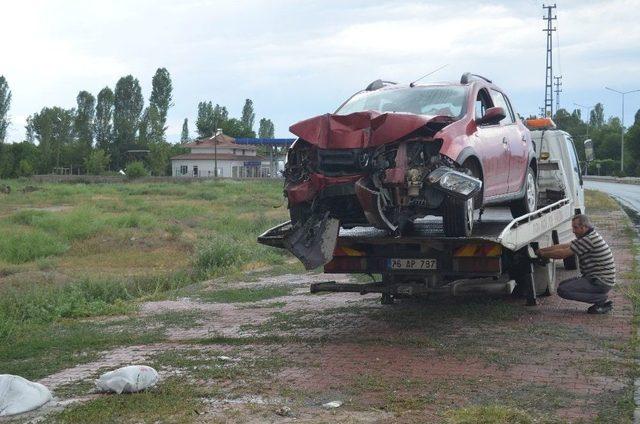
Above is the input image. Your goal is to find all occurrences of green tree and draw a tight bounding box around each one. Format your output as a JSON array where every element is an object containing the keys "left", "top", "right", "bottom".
[
  {"left": 74, "top": 90, "right": 96, "bottom": 163},
  {"left": 0, "top": 144, "right": 15, "bottom": 177},
  {"left": 17, "top": 159, "right": 34, "bottom": 177},
  {"left": 31, "top": 107, "right": 75, "bottom": 173},
  {"left": 95, "top": 87, "right": 114, "bottom": 152},
  {"left": 258, "top": 118, "right": 275, "bottom": 138},
  {"left": 84, "top": 149, "right": 111, "bottom": 174},
  {"left": 181, "top": 118, "right": 189, "bottom": 143},
  {"left": 25, "top": 115, "right": 35, "bottom": 143},
  {"left": 590, "top": 103, "right": 604, "bottom": 128},
  {"left": 196, "top": 101, "right": 215, "bottom": 137},
  {"left": 0, "top": 76, "right": 11, "bottom": 142},
  {"left": 149, "top": 68, "right": 173, "bottom": 143},
  {"left": 624, "top": 109, "right": 640, "bottom": 175},
  {"left": 213, "top": 104, "right": 228, "bottom": 131},
  {"left": 113, "top": 75, "right": 144, "bottom": 168},
  {"left": 241, "top": 99, "right": 255, "bottom": 132},
  {"left": 148, "top": 142, "right": 171, "bottom": 176},
  {"left": 221, "top": 118, "right": 254, "bottom": 138}
]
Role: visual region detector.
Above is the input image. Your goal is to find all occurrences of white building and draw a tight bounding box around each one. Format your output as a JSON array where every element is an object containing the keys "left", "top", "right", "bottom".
[{"left": 171, "top": 133, "right": 272, "bottom": 178}]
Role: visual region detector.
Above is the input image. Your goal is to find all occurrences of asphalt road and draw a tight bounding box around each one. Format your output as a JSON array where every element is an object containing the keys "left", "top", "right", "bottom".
[{"left": 585, "top": 180, "right": 640, "bottom": 212}]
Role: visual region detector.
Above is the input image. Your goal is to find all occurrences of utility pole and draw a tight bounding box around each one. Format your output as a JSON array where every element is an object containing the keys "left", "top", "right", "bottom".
[
  {"left": 543, "top": 4, "right": 557, "bottom": 117},
  {"left": 605, "top": 87, "right": 640, "bottom": 173},
  {"left": 554, "top": 76, "right": 562, "bottom": 113}
]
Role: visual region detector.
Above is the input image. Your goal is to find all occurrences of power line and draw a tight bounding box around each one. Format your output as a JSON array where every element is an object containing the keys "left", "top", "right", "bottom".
[
  {"left": 543, "top": 3, "right": 557, "bottom": 117},
  {"left": 554, "top": 75, "right": 562, "bottom": 112}
]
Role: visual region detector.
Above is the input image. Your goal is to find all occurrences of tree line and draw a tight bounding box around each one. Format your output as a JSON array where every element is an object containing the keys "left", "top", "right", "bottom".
[
  {"left": 552, "top": 103, "right": 640, "bottom": 176},
  {"left": 0, "top": 71, "right": 276, "bottom": 178}
]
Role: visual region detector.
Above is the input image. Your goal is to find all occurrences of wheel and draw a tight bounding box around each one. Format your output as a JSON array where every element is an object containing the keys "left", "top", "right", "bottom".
[
  {"left": 462, "top": 159, "right": 483, "bottom": 207},
  {"left": 563, "top": 254, "right": 578, "bottom": 270},
  {"left": 443, "top": 197, "right": 474, "bottom": 237},
  {"left": 510, "top": 166, "right": 537, "bottom": 218}
]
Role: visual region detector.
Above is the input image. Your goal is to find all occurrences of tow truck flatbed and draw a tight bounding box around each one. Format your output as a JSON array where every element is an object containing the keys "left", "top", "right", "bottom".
[{"left": 259, "top": 198, "right": 573, "bottom": 252}]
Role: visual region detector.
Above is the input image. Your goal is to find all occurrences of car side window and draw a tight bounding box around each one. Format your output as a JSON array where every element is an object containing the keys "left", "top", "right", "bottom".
[
  {"left": 489, "top": 89, "right": 515, "bottom": 125},
  {"left": 475, "top": 89, "right": 493, "bottom": 121}
]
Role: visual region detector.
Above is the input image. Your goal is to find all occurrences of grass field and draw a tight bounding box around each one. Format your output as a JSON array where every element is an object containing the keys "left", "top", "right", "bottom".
[{"left": 0, "top": 178, "right": 298, "bottom": 381}]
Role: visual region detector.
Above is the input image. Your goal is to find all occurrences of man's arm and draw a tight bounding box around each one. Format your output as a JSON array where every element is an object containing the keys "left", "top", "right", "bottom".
[{"left": 536, "top": 243, "right": 574, "bottom": 259}]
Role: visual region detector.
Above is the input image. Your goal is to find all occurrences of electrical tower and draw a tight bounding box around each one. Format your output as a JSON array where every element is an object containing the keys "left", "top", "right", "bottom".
[
  {"left": 543, "top": 4, "right": 557, "bottom": 117},
  {"left": 554, "top": 75, "right": 562, "bottom": 112}
]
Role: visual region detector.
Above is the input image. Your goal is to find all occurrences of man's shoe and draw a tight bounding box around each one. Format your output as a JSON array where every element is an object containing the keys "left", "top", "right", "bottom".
[{"left": 587, "top": 300, "right": 613, "bottom": 314}]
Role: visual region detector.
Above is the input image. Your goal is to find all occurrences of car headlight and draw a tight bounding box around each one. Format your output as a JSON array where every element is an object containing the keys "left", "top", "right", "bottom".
[{"left": 427, "top": 167, "right": 482, "bottom": 199}]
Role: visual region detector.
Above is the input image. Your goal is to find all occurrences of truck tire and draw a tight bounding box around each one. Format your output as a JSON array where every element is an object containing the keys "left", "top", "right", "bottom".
[
  {"left": 443, "top": 197, "right": 474, "bottom": 237},
  {"left": 563, "top": 254, "right": 578, "bottom": 270},
  {"left": 510, "top": 167, "right": 537, "bottom": 218}
]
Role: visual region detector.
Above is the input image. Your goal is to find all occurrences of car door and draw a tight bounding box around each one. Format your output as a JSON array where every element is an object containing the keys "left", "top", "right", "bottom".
[
  {"left": 490, "top": 89, "right": 527, "bottom": 194},
  {"left": 474, "top": 88, "right": 510, "bottom": 196}
]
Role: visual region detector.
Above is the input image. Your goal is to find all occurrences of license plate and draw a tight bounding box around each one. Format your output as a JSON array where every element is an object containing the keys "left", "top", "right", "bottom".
[{"left": 388, "top": 258, "right": 437, "bottom": 270}]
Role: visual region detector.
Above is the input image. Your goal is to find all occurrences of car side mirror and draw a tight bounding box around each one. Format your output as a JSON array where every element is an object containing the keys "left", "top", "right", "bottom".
[{"left": 477, "top": 106, "right": 506, "bottom": 126}]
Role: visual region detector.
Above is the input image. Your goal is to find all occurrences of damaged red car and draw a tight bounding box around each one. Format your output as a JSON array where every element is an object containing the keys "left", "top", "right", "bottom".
[{"left": 282, "top": 73, "right": 537, "bottom": 267}]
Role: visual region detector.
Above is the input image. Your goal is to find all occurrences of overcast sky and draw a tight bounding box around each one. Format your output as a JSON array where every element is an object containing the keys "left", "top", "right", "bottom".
[{"left": 1, "top": 0, "right": 639, "bottom": 143}]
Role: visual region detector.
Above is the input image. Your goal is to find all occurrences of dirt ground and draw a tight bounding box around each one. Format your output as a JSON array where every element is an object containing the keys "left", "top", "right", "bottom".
[{"left": 6, "top": 207, "right": 636, "bottom": 423}]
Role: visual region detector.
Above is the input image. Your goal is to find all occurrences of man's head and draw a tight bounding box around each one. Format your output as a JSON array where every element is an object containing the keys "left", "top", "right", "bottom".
[{"left": 572, "top": 214, "right": 592, "bottom": 237}]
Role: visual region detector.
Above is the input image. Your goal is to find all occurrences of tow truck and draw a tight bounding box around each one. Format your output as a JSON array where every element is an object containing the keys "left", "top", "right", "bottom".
[{"left": 259, "top": 118, "right": 584, "bottom": 306}]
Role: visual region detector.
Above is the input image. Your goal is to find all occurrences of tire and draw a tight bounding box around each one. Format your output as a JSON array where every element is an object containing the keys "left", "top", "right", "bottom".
[
  {"left": 463, "top": 159, "right": 483, "bottom": 207},
  {"left": 563, "top": 254, "right": 578, "bottom": 270},
  {"left": 510, "top": 166, "right": 537, "bottom": 218},
  {"left": 443, "top": 196, "right": 474, "bottom": 237}
]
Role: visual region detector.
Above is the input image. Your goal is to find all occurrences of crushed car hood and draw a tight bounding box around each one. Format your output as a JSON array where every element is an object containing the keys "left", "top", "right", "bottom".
[{"left": 289, "top": 111, "right": 451, "bottom": 149}]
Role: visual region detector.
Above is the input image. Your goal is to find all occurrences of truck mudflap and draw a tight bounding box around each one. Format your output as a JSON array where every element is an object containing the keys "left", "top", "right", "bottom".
[{"left": 262, "top": 212, "right": 340, "bottom": 270}]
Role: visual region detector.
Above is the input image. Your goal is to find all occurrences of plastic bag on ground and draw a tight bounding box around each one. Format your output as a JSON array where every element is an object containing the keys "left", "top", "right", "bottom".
[
  {"left": 95, "top": 365, "right": 159, "bottom": 394},
  {"left": 0, "top": 375, "right": 52, "bottom": 416}
]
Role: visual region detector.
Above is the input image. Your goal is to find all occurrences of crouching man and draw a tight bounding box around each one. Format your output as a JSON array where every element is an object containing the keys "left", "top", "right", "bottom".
[{"left": 535, "top": 214, "right": 615, "bottom": 314}]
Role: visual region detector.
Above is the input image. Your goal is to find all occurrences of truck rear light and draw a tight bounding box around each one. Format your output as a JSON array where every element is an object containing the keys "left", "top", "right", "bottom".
[
  {"left": 333, "top": 246, "right": 365, "bottom": 257},
  {"left": 453, "top": 244, "right": 502, "bottom": 257},
  {"left": 324, "top": 257, "right": 368, "bottom": 273}
]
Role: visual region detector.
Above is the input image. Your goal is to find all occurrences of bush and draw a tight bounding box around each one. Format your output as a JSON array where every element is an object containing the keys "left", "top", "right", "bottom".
[
  {"left": 194, "top": 236, "right": 247, "bottom": 277},
  {"left": 17, "top": 159, "right": 34, "bottom": 177},
  {"left": 0, "top": 229, "right": 68, "bottom": 264},
  {"left": 126, "top": 161, "right": 149, "bottom": 179}
]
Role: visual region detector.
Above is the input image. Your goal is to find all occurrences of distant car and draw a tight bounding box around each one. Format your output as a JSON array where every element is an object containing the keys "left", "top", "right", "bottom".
[{"left": 283, "top": 73, "right": 537, "bottom": 237}]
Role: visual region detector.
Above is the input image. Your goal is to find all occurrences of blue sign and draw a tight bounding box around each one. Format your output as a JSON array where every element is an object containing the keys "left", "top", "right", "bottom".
[{"left": 244, "top": 161, "right": 261, "bottom": 167}]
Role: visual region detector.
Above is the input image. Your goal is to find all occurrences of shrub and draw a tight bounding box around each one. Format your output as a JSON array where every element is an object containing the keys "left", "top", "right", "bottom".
[
  {"left": 126, "top": 161, "right": 149, "bottom": 179},
  {"left": 17, "top": 159, "right": 34, "bottom": 177},
  {"left": 194, "top": 236, "right": 247, "bottom": 277},
  {"left": 0, "top": 229, "right": 68, "bottom": 264}
]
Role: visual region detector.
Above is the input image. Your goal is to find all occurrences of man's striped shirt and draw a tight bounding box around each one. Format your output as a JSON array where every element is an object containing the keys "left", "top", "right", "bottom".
[{"left": 570, "top": 228, "right": 616, "bottom": 287}]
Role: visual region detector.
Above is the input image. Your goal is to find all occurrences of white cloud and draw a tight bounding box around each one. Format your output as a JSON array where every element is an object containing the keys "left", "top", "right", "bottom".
[{"left": 1, "top": 0, "right": 640, "bottom": 141}]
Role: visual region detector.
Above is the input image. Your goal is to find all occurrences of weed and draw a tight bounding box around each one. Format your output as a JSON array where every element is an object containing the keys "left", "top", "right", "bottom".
[
  {"left": 444, "top": 405, "right": 543, "bottom": 424},
  {"left": 0, "top": 227, "right": 68, "bottom": 263},
  {"left": 54, "top": 377, "right": 202, "bottom": 423},
  {"left": 198, "top": 286, "right": 292, "bottom": 303}
]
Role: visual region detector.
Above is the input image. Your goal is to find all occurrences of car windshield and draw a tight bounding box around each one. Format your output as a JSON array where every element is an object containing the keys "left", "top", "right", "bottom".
[{"left": 336, "top": 86, "right": 467, "bottom": 118}]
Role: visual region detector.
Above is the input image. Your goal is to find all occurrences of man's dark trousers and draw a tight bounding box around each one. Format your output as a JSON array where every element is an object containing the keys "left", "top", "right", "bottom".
[{"left": 557, "top": 277, "right": 610, "bottom": 304}]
